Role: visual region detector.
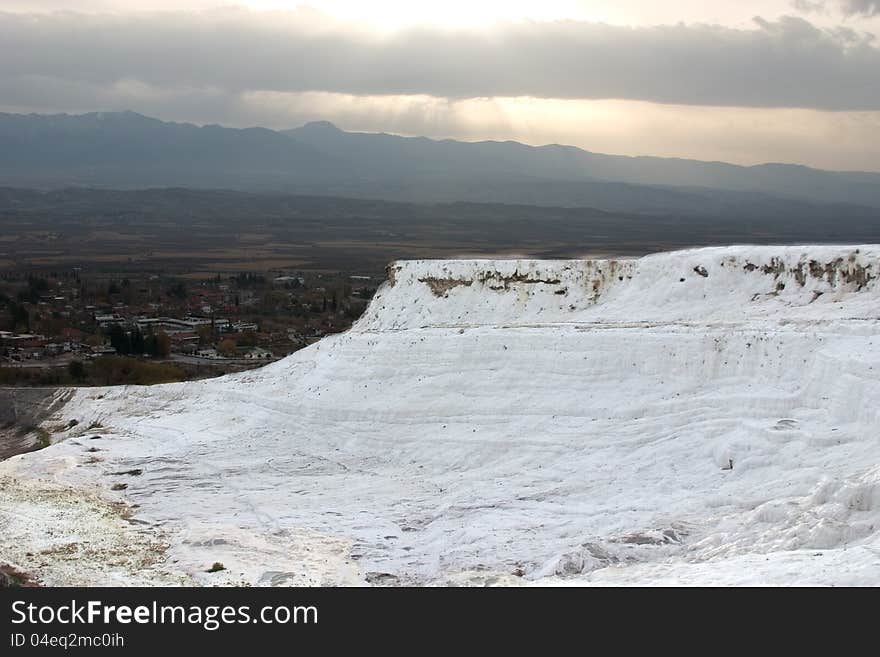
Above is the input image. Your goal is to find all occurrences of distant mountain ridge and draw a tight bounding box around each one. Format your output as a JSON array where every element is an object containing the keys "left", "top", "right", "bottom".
[
  {"left": 1, "top": 111, "right": 878, "bottom": 212},
  {"left": 284, "top": 120, "right": 880, "bottom": 208}
]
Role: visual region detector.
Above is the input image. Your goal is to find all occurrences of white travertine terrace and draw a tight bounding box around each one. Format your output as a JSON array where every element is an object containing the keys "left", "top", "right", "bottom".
[{"left": 1, "top": 245, "right": 879, "bottom": 586}]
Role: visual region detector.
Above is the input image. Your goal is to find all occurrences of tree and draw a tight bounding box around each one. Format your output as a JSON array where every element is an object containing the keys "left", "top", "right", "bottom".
[
  {"left": 238, "top": 331, "right": 257, "bottom": 347},
  {"left": 18, "top": 276, "right": 49, "bottom": 303},
  {"left": 106, "top": 324, "right": 131, "bottom": 354},
  {"left": 167, "top": 281, "right": 187, "bottom": 299},
  {"left": 197, "top": 325, "right": 213, "bottom": 346},
  {"left": 145, "top": 330, "right": 171, "bottom": 358},
  {"left": 218, "top": 338, "right": 237, "bottom": 357},
  {"left": 5, "top": 300, "right": 30, "bottom": 331},
  {"left": 129, "top": 326, "right": 145, "bottom": 354},
  {"left": 154, "top": 330, "right": 171, "bottom": 358},
  {"left": 67, "top": 360, "right": 87, "bottom": 382}
]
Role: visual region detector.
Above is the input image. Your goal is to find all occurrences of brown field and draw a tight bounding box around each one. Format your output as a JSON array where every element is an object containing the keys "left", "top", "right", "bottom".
[{"left": 3, "top": 187, "right": 878, "bottom": 278}]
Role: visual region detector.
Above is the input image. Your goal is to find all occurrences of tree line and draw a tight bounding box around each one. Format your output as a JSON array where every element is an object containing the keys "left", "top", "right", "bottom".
[{"left": 105, "top": 324, "right": 171, "bottom": 357}]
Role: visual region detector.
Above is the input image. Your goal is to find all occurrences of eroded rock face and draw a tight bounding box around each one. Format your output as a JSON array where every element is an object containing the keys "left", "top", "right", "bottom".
[
  {"left": 0, "top": 388, "right": 71, "bottom": 460},
  {"left": 742, "top": 253, "right": 875, "bottom": 290},
  {"left": 418, "top": 276, "right": 474, "bottom": 297},
  {"left": 359, "top": 246, "right": 878, "bottom": 331}
]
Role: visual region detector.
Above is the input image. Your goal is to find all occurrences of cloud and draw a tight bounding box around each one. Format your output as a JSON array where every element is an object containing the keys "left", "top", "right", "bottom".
[
  {"left": 793, "top": 0, "right": 880, "bottom": 15},
  {"left": 841, "top": 0, "right": 880, "bottom": 16},
  {"left": 3, "top": 79, "right": 879, "bottom": 172},
  {"left": 792, "top": 0, "right": 828, "bottom": 12},
  {"left": 0, "top": 9, "right": 878, "bottom": 110}
]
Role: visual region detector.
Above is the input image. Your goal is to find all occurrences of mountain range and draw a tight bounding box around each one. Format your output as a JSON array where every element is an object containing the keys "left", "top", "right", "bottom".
[{"left": 1, "top": 110, "right": 879, "bottom": 214}]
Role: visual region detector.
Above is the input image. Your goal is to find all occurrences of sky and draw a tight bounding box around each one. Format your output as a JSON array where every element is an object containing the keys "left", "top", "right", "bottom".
[{"left": 1, "top": 1, "right": 879, "bottom": 171}]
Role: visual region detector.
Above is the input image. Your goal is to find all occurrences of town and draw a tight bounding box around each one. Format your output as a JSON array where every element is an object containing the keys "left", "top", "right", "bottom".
[{"left": 0, "top": 267, "right": 377, "bottom": 386}]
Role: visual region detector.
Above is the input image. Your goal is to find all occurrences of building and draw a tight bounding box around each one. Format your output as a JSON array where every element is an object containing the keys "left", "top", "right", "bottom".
[
  {"left": 94, "top": 313, "right": 126, "bottom": 328},
  {"left": 244, "top": 347, "right": 274, "bottom": 360},
  {"left": 231, "top": 321, "right": 258, "bottom": 332},
  {"left": 135, "top": 316, "right": 230, "bottom": 334}
]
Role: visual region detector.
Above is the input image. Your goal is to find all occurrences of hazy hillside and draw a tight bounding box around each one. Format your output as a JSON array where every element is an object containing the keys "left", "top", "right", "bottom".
[
  {"left": 285, "top": 120, "right": 880, "bottom": 208},
  {"left": 1, "top": 111, "right": 878, "bottom": 213},
  {"left": 0, "top": 111, "right": 347, "bottom": 189}
]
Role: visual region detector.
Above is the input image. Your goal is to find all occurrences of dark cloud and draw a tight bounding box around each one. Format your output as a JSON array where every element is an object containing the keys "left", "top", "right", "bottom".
[
  {"left": 0, "top": 10, "right": 878, "bottom": 110},
  {"left": 841, "top": 0, "right": 880, "bottom": 16},
  {"left": 793, "top": 0, "right": 880, "bottom": 15}
]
